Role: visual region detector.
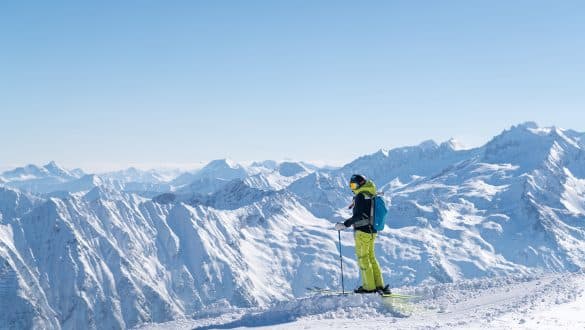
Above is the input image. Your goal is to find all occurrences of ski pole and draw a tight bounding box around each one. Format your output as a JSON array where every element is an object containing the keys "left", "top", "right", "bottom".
[{"left": 338, "top": 230, "right": 345, "bottom": 294}]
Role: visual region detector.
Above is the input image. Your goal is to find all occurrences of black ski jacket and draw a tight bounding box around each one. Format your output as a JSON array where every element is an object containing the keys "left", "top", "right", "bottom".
[{"left": 343, "top": 193, "right": 376, "bottom": 234}]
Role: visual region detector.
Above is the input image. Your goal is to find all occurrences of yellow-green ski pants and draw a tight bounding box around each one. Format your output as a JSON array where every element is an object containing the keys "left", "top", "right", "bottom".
[{"left": 354, "top": 231, "right": 384, "bottom": 291}]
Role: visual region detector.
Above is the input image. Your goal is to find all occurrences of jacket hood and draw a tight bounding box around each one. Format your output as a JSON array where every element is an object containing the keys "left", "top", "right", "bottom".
[{"left": 352, "top": 179, "right": 377, "bottom": 196}]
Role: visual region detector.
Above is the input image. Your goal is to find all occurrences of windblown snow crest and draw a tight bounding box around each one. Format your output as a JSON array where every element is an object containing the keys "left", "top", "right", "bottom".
[{"left": 2, "top": 123, "right": 585, "bottom": 329}]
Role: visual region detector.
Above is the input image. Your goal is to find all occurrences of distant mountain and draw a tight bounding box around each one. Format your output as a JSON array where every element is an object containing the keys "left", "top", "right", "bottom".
[
  {"left": 188, "top": 179, "right": 277, "bottom": 210},
  {"left": 0, "top": 163, "right": 179, "bottom": 196},
  {"left": 99, "top": 167, "right": 180, "bottom": 184},
  {"left": 250, "top": 160, "right": 279, "bottom": 170},
  {"left": 243, "top": 161, "right": 313, "bottom": 191},
  {"left": 1, "top": 161, "right": 80, "bottom": 182},
  {"left": 171, "top": 159, "right": 248, "bottom": 195},
  {"left": 277, "top": 161, "right": 308, "bottom": 177},
  {"left": 158, "top": 160, "right": 313, "bottom": 205},
  {"left": 289, "top": 138, "right": 477, "bottom": 219},
  {"left": 382, "top": 123, "right": 585, "bottom": 285},
  {"left": 2, "top": 123, "right": 585, "bottom": 329},
  {"left": 0, "top": 161, "right": 84, "bottom": 194},
  {"left": 98, "top": 167, "right": 177, "bottom": 196},
  {"left": 169, "top": 159, "right": 315, "bottom": 196}
]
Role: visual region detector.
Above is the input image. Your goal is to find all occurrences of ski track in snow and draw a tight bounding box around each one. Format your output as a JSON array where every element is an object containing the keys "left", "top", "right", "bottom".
[{"left": 134, "top": 272, "right": 585, "bottom": 330}]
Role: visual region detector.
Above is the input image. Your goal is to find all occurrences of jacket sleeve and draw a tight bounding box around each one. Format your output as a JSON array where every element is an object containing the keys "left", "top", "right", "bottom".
[{"left": 343, "top": 194, "right": 365, "bottom": 227}]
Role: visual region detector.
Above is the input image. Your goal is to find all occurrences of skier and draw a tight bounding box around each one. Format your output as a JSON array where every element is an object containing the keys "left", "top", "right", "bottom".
[{"left": 335, "top": 174, "right": 391, "bottom": 294}]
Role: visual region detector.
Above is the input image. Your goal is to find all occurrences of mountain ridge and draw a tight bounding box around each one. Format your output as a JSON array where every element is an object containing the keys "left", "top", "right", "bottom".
[{"left": 2, "top": 123, "right": 585, "bottom": 329}]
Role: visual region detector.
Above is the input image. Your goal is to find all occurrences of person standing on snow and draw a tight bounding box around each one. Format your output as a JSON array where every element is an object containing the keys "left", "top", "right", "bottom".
[{"left": 335, "top": 174, "right": 391, "bottom": 294}]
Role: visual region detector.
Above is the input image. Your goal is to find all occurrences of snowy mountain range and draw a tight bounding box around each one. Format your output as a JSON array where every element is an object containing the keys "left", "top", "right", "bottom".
[{"left": 2, "top": 122, "right": 585, "bottom": 329}]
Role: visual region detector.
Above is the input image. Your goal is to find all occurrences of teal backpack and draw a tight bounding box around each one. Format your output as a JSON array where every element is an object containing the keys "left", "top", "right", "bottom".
[{"left": 371, "top": 194, "right": 388, "bottom": 231}]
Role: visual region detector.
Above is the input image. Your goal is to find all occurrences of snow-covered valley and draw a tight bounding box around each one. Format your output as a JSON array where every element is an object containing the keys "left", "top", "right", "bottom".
[{"left": 2, "top": 122, "right": 585, "bottom": 329}]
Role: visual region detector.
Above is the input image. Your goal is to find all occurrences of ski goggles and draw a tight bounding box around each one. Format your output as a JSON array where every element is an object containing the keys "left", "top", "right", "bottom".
[{"left": 349, "top": 182, "right": 358, "bottom": 190}]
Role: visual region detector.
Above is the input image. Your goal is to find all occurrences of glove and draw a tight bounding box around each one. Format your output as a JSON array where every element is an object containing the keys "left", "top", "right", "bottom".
[{"left": 335, "top": 222, "right": 347, "bottom": 231}]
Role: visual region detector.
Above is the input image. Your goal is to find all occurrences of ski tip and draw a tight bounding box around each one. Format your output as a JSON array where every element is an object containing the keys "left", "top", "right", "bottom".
[{"left": 379, "top": 292, "right": 419, "bottom": 299}]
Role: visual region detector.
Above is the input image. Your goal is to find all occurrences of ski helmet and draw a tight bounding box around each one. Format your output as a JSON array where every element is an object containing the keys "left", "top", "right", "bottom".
[{"left": 349, "top": 174, "right": 367, "bottom": 190}]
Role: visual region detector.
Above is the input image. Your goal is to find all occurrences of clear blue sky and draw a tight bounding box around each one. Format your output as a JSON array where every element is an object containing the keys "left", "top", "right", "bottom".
[{"left": 1, "top": 1, "right": 584, "bottom": 171}]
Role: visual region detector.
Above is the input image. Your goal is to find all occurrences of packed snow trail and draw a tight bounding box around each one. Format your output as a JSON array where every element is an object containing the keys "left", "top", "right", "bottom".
[{"left": 134, "top": 271, "right": 585, "bottom": 329}]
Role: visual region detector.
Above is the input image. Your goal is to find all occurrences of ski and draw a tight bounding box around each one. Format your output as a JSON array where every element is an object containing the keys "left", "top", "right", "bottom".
[
  {"left": 306, "top": 287, "right": 418, "bottom": 299},
  {"left": 306, "top": 286, "right": 417, "bottom": 317},
  {"left": 379, "top": 292, "right": 419, "bottom": 299}
]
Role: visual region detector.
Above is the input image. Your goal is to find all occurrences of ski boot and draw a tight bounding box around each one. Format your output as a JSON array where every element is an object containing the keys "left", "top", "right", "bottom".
[
  {"left": 377, "top": 284, "right": 392, "bottom": 295},
  {"left": 354, "top": 286, "right": 377, "bottom": 294}
]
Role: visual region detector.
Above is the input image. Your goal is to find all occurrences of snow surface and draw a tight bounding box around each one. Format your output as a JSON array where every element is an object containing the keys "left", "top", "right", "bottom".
[{"left": 134, "top": 272, "right": 585, "bottom": 330}]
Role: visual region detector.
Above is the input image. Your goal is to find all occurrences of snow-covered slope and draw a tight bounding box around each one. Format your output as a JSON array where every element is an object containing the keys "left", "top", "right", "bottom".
[
  {"left": 135, "top": 272, "right": 585, "bottom": 330},
  {"left": 381, "top": 123, "right": 585, "bottom": 285},
  {"left": 0, "top": 186, "right": 349, "bottom": 329},
  {"left": 2, "top": 123, "right": 585, "bottom": 329}
]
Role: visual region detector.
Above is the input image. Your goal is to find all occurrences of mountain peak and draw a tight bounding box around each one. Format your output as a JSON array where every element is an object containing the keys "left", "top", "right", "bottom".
[
  {"left": 380, "top": 148, "right": 390, "bottom": 156},
  {"left": 497, "top": 122, "right": 580, "bottom": 143},
  {"left": 45, "top": 160, "right": 59, "bottom": 167},
  {"left": 278, "top": 162, "right": 307, "bottom": 177},
  {"left": 43, "top": 161, "right": 75, "bottom": 179},
  {"left": 206, "top": 158, "right": 240, "bottom": 170},
  {"left": 440, "top": 138, "right": 466, "bottom": 151},
  {"left": 2, "top": 163, "right": 55, "bottom": 180},
  {"left": 250, "top": 160, "right": 279, "bottom": 170},
  {"left": 126, "top": 166, "right": 140, "bottom": 173},
  {"left": 515, "top": 121, "right": 539, "bottom": 130},
  {"left": 418, "top": 140, "right": 439, "bottom": 151},
  {"left": 483, "top": 122, "right": 582, "bottom": 169},
  {"left": 23, "top": 164, "right": 44, "bottom": 172},
  {"left": 43, "top": 161, "right": 64, "bottom": 171}
]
